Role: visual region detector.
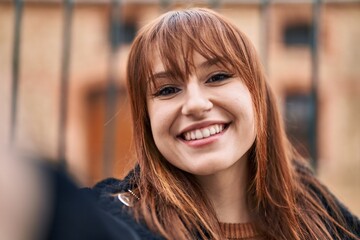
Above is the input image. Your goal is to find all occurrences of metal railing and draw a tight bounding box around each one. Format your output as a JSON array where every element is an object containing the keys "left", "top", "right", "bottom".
[{"left": 4, "top": 0, "right": 333, "bottom": 175}]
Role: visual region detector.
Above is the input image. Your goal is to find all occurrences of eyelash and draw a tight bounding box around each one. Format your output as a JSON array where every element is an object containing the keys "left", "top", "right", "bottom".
[
  {"left": 152, "top": 73, "right": 233, "bottom": 97},
  {"left": 153, "top": 85, "right": 181, "bottom": 97},
  {"left": 206, "top": 73, "right": 233, "bottom": 83}
]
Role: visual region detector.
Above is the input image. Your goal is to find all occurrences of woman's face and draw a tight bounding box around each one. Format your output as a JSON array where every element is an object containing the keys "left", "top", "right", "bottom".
[{"left": 146, "top": 51, "right": 256, "bottom": 176}]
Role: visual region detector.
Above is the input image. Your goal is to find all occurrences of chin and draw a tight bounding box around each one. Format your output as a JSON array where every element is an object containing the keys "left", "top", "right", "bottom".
[{"left": 186, "top": 163, "right": 226, "bottom": 176}]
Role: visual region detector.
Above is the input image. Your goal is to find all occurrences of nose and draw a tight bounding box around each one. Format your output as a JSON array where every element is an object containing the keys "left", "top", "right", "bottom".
[{"left": 181, "top": 82, "right": 213, "bottom": 118}]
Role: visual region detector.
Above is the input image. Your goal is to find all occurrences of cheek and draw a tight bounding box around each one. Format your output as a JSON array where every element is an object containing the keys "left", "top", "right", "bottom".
[
  {"left": 232, "top": 91, "right": 256, "bottom": 137},
  {"left": 246, "top": 103, "right": 257, "bottom": 145},
  {"left": 246, "top": 101, "right": 256, "bottom": 137},
  {"left": 147, "top": 102, "right": 159, "bottom": 135},
  {"left": 232, "top": 94, "right": 254, "bottom": 120},
  {"left": 147, "top": 101, "right": 172, "bottom": 142}
]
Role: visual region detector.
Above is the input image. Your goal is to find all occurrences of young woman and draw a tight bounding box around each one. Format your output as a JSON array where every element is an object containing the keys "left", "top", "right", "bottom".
[{"left": 90, "top": 8, "right": 360, "bottom": 240}]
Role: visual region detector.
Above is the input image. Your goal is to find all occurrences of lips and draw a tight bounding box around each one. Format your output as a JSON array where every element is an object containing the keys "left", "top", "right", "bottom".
[{"left": 180, "top": 123, "right": 228, "bottom": 141}]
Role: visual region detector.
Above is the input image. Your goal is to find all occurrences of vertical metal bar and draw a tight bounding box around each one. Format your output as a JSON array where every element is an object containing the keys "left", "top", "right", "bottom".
[
  {"left": 9, "top": 0, "right": 24, "bottom": 147},
  {"left": 58, "top": 0, "right": 74, "bottom": 168},
  {"left": 209, "top": 0, "right": 220, "bottom": 9},
  {"left": 260, "top": 0, "right": 270, "bottom": 72},
  {"left": 103, "top": 0, "right": 121, "bottom": 177},
  {"left": 310, "top": 0, "right": 320, "bottom": 169},
  {"left": 160, "top": 0, "right": 171, "bottom": 10}
]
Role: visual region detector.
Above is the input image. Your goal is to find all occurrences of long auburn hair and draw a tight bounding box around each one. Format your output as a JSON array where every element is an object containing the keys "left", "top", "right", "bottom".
[{"left": 126, "top": 8, "right": 355, "bottom": 240}]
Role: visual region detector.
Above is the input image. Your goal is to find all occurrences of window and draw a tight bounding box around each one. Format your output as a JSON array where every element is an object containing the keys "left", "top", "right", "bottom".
[
  {"left": 109, "top": 20, "right": 137, "bottom": 47},
  {"left": 285, "top": 93, "right": 316, "bottom": 163},
  {"left": 284, "top": 24, "right": 312, "bottom": 47}
]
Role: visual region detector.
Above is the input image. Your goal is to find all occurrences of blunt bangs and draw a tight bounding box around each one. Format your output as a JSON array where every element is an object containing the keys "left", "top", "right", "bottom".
[{"left": 138, "top": 8, "right": 255, "bottom": 89}]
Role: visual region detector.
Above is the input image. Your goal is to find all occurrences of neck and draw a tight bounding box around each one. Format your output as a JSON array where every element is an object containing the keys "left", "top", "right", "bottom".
[{"left": 195, "top": 155, "right": 251, "bottom": 223}]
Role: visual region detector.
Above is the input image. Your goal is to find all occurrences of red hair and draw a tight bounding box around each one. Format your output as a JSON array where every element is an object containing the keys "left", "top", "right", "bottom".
[{"left": 126, "top": 8, "right": 355, "bottom": 239}]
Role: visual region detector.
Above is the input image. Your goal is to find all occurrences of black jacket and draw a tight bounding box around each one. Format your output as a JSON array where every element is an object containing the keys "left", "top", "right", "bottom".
[
  {"left": 83, "top": 169, "right": 164, "bottom": 240},
  {"left": 36, "top": 162, "right": 141, "bottom": 240},
  {"left": 86, "top": 168, "right": 360, "bottom": 240}
]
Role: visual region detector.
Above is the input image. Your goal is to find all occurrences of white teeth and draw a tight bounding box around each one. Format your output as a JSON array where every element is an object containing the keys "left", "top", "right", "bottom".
[
  {"left": 182, "top": 124, "right": 226, "bottom": 141},
  {"left": 209, "top": 126, "right": 216, "bottom": 135},
  {"left": 195, "top": 130, "right": 203, "bottom": 139},
  {"left": 202, "top": 128, "right": 210, "bottom": 138},
  {"left": 190, "top": 131, "right": 196, "bottom": 140}
]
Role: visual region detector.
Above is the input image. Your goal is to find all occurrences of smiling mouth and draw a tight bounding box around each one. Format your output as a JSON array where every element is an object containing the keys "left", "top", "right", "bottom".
[{"left": 180, "top": 123, "right": 229, "bottom": 141}]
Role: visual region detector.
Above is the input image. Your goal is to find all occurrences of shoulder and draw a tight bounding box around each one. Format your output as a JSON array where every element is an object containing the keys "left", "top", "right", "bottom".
[
  {"left": 82, "top": 170, "right": 164, "bottom": 240},
  {"left": 93, "top": 168, "right": 136, "bottom": 196},
  {"left": 85, "top": 177, "right": 130, "bottom": 212},
  {"left": 315, "top": 184, "right": 360, "bottom": 238},
  {"left": 84, "top": 167, "right": 138, "bottom": 207},
  {"left": 293, "top": 160, "right": 360, "bottom": 238}
]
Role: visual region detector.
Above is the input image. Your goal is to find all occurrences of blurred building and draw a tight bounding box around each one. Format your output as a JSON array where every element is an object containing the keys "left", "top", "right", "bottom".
[{"left": 0, "top": 0, "right": 359, "bottom": 214}]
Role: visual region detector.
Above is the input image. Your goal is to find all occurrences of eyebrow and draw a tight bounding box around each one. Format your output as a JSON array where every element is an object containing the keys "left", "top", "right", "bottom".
[
  {"left": 152, "top": 58, "right": 222, "bottom": 79},
  {"left": 197, "top": 58, "right": 221, "bottom": 70}
]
